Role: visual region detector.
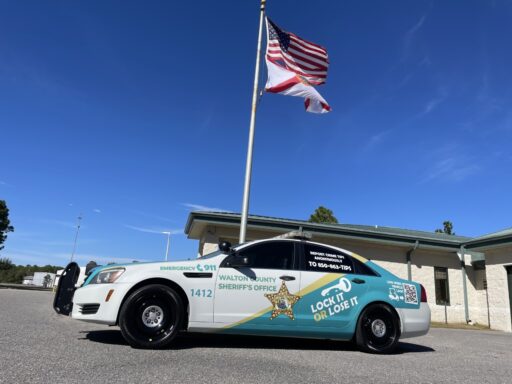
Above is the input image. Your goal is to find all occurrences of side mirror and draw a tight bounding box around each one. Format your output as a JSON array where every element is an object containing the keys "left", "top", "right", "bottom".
[
  {"left": 219, "top": 241, "right": 232, "bottom": 254},
  {"left": 229, "top": 255, "right": 250, "bottom": 268}
]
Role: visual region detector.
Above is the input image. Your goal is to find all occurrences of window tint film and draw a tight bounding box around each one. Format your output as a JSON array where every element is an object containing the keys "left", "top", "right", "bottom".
[
  {"left": 352, "top": 257, "right": 378, "bottom": 276},
  {"left": 303, "top": 244, "right": 354, "bottom": 274},
  {"left": 238, "top": 241, "right": 294, "bottom": 270}
]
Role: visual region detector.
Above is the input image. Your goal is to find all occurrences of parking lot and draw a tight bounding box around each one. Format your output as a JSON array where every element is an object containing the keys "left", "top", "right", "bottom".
[{"left": 1, "top": 289, "right": 511, "bottom": 384}]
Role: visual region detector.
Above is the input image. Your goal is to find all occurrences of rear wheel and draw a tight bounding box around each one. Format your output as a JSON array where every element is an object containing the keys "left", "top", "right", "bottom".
[
  {"left": 355, "top": 303, "right": 400, "bottom": 354},
  {"left": 119, "top": 284, "right": 183, "bottom": 348}
]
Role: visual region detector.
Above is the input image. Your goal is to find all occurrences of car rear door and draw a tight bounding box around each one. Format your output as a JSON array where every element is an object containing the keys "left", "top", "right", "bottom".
[
  {"left": 295, "top": 242, "right": 372, "bottom": 332},
  {"left": 213, "top": 240, "right": 301, "bottom": 330}
]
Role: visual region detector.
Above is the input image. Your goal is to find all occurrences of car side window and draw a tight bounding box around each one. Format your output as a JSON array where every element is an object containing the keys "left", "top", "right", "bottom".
[
  {"left": 352, "top": 257, "right": 379, "bottom": 276},
  {"left": 302, "top": 243, "right": 355, "bottom": 274},
  {"left": 236, "top": 241, "right": 295, "bottom": 270}
]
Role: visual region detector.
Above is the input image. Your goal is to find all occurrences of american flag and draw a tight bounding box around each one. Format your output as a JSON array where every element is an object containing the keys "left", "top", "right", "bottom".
[{"left": 266, "top": 18, "right": 329, "bottom": 86}]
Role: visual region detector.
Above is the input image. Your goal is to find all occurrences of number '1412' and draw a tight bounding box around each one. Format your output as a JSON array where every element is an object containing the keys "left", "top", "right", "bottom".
[{"left": 191, "top": 289, "right": 212, "bottom": 297}]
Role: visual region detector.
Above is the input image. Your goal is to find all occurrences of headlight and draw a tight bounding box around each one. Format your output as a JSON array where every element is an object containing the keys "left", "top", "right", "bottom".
[{"left": 90, "top": 268, "right": 125, "bottom": 284}]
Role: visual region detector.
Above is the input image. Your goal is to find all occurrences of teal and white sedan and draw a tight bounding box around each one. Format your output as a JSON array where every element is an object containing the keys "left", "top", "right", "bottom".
[{"left": 54, "top": 234, "right": 430, "bottom": 353}]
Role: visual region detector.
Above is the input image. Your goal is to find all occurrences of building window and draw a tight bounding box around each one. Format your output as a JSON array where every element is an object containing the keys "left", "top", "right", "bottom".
[{"left": 434, "top": 267, "right": 450, "bottom": 305}]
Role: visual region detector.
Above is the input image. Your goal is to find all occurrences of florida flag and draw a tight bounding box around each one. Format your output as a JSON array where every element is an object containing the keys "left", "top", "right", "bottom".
[{"left": 265, "top": 18, "right": 331, "bottom": 113}]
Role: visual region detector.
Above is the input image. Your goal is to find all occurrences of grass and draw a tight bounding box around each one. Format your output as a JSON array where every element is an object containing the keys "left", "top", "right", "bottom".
[{"left": 431, "top": 321, "right": 490, "bottom": 330}]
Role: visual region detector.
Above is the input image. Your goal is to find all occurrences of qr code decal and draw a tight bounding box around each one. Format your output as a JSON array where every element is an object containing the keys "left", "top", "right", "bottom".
[{"left": 403, "top": 283, "right": 418, "bottom": 304}]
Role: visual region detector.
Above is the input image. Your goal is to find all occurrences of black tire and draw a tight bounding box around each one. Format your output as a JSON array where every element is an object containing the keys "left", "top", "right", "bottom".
[
  {"left": 119, "top": 284, "right": 184, "bottom": 349},
  {"left": 355, "top": 303, "right": 400, "bottom": 354}
]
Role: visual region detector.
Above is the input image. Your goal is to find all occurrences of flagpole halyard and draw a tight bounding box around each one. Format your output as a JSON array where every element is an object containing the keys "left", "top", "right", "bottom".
[{"left": 239, "top": 0, "right": 267, "bottom": 243}]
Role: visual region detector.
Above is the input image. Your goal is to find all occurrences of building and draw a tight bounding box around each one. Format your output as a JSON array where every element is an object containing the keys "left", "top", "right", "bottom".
[
  {"left": 54, "top": 267, "right": 87, "bottom": 288},
  {"left": 21, "top": 272, "right": 56, "bottom": 287},
  {"left": 33, "top": 272, "right": 56, "bottom": 287},
  {"left": 185, "top": 211, "right": 512, "bottom": 332}
]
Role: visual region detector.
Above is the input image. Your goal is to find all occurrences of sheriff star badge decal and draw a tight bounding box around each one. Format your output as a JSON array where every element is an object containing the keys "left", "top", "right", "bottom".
[{"left": 264, "top": 281, "right": 301, "bottom": 320}]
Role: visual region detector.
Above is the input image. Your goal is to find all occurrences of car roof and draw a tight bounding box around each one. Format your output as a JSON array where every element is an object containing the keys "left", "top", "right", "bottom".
[{"left": 234, "top": 237, "right": 367, "bottom": 261}]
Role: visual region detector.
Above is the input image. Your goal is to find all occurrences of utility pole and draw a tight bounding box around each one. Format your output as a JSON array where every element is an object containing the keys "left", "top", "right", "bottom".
[{"left": 70, "top": 213, "right": 82, "bottom": 263}]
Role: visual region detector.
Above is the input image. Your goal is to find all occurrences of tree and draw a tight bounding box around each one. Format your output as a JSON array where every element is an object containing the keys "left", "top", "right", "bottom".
[
  {"left": 435, "top": 221, "right": 455, "bottom": 235},
  {"left": 0, "top": 263, "right": 63, "bottom": 284},
  {"left": 0, "top": 200, "right": 14, "bottom": 252},
  {"left": 308, "top": 206, "right": 338, "bottom": 224},
  {"left": 0, "top": 257, "right": 14, "bottom": 270},
  {"left": 43, "top": 274, "right": 52, "bottom": 288}
]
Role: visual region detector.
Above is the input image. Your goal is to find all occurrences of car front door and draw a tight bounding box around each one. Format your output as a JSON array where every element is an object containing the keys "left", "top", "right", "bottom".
[{"left": 214, "top": 240, "right": 301, "bottom": 332}]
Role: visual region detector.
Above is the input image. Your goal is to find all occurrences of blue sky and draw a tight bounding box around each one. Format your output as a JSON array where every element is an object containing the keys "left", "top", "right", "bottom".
[{"left": 1, "top": 0, "right": 512, "bottom": 266}]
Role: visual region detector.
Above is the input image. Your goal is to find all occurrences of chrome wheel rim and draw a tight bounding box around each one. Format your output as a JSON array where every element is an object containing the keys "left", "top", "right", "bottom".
[
  {"left": 371, "top": 319, "right": 386, "bottom": 338},
  {"left": 141, "top": 305, "right": 164, "bottom": 328}
]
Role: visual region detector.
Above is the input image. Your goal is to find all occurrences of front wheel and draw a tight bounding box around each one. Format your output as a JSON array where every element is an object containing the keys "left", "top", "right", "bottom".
[
  {"left": 355, "top": 303, "right": 400, "bottom": 354},
  {"left": 119, "top": 284, "right": 184, "bottom": 348}
]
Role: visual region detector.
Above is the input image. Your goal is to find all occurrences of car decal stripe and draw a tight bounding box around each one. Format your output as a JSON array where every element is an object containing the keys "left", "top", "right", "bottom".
[
  {"left": 223, "top": 273, "right": 342, "bottom": 329},
  {"left": 349, "top": 252, "right": 369, "bottom": 263}
]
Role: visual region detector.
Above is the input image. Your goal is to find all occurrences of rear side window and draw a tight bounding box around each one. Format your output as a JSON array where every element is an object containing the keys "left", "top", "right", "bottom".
[
  {"left": 237, "top": 241, "right": 295, "bottom": 270},
  {"left": 303, "top": 244, "right": 354, "bottom": 274},
  {"left": 352, "top": 258, "right": 379, "bottom": 276}
]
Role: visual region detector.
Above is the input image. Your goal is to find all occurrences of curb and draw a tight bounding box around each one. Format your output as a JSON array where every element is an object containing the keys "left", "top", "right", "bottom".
[{"left": 0, "top": 283, "right": 53, "bottom": 292}]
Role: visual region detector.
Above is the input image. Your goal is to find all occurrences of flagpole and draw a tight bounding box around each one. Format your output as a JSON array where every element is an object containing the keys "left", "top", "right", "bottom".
[{"left": 239, "top": 0, "right": 266, "bottom": 243}]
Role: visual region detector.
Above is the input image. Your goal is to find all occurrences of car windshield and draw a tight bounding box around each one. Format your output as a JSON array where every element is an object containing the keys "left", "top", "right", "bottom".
[
  {"left": 199, "top": 243, "right": 242, "bottom": 259},
  {"left": 199, "top": 250, "right": 224, "bottom": 259}
]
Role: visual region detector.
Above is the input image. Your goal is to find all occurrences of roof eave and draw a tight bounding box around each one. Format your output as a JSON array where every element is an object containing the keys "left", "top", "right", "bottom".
[
  {"left": 186, "top": 211, "right": 463, "bottom": 251},
  {"left": 465, "top": 235, "right": 512, "bottom": 251}
]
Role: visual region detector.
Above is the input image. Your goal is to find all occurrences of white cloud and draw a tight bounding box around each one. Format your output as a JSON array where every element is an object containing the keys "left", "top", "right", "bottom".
[
  {"left": 417, "top": 87, "right": 449, "bottom": 118},
  {"left": 130, "top": 210, "right": 176, "bottom": 223},
  {"left": 4, "top": 248, "right": 150, "bottom": 266},
  {"left": 93, "top": 208, "right": 101, "bottom": 213},
  {"left": 364, "top": 130, "right": 391, "bottom": 152},
  {"left": 421, "top": 149, "right": 481, "bottom": 183},
  {"left": 182, "top": 203, "right": 228, "bottom": 212},
  {"left": 422, "top": 98, "right": 443, "bottom": 115},
  {"left": 124, "top": 224, "right": 183, "bottom": 235},
  {"left": 403, "top": 13, "right": 428, "bottom": 54},
  {"left": 424, "top": 158, "right": 480, "bottom": 183}
]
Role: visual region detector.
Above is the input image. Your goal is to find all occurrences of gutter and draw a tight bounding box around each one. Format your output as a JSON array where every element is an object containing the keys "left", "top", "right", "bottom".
[
  {"left": 406, "top": 240, "right": 419, "bottom": 281},
  {"left": 460, "top": 245, "right": 470, "bottom": 324},
  {"left": 464, "top": 235, "right": 512, "bottom": 251}
]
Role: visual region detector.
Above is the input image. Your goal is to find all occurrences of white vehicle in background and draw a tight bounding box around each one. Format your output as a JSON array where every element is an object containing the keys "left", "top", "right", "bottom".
[{"left": 54, "top": 233, "right": 430, "bottom": 353}]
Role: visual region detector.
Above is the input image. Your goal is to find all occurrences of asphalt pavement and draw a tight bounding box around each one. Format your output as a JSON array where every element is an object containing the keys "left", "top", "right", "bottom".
[{"left": 0, "top": 289, "right": 511, "bottom": 384}]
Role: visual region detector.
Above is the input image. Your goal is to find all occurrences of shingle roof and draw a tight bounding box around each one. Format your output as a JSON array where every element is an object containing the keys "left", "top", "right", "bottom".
[
  {"left": 470, "top": 227, "right": 512, "bottom": 241},
  {"left": 465, "top": 227, "right": 512, "bottom": 250},
  {"left": 185, "top": 211, "right": 471, "bottom": 249}
]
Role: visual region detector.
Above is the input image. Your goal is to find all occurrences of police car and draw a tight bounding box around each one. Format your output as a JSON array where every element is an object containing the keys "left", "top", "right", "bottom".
[{"left": 54, "top": 233, "right": 430, "bottom": 353}]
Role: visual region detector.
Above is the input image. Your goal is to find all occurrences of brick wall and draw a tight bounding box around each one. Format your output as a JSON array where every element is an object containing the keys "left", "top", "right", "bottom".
[{"left": 485, "top": 249, "right": 512, "bottom": 332}]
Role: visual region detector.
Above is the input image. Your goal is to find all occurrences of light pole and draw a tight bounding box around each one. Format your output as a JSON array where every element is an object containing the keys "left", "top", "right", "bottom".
[
  {"left": 162, "top": 231, "right": 171, "bottom": 262},
  {"left": 70, "top": 213, "right": 82, "bottom": 263}
]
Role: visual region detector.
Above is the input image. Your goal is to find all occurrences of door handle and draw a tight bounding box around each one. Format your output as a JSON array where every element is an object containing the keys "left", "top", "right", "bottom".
[
  {"left": 352, "top": 278, "right": 365, "bottom": 284},
  {"left": 280, "top": 275, "right": 296, "bottom": 281}
]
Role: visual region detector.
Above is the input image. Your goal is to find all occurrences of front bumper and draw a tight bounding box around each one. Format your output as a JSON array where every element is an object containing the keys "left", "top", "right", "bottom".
[
  {"left": 71, "top": 283, "right": 132, "bottom": 325},
  {"left": 398, "top": 303, "right": 431, "bottom": 339}
]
